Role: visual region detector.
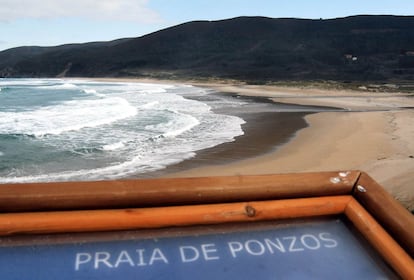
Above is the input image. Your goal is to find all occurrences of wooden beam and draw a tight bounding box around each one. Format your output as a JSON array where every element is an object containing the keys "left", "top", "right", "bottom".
[
  {"left": 0, "top": 171, "right": 359, "bottom": 212},
  {"left": 353, "top": 172, "right": 414, "bottom": 258},
  {"left": 0, "top": 196, "right": 351, "bottom": 236},
  {"left": 345, "top": 198, "right": 414, "bottom": 280}
]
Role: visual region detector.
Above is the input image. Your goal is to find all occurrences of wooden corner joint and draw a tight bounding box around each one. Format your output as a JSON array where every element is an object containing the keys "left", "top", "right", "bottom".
[{"left": 344, "top": 198, "right": 414, "bottom": 280}]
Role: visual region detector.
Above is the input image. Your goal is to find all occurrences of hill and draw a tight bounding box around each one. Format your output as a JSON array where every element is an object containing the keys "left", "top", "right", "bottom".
[{"left": 1, "top": 15, "right": 414, "bottom": 82}]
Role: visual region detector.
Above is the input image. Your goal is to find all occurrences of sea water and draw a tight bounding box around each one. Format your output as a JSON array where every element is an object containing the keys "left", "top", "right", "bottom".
[{"left": 0, "top": 79, "right": 246, "bottom": 183}]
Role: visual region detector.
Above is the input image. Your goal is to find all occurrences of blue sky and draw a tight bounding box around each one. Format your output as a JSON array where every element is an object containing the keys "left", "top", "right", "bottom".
[{"left": 1, "top": 0, "right": 413, "bottom": 51}]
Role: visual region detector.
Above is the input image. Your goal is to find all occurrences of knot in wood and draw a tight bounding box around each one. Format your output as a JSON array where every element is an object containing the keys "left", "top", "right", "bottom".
[{"left": 245, "top": 205, "right": 256, "bottom": 217}]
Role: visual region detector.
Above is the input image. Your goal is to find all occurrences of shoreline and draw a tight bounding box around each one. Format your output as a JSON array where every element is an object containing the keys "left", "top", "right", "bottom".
[
  {"left": 89, "top": 78, "right": 414, "bottom": 210},
  {"left": 143, "top": 103, "right": 310, "bottom": 177}
]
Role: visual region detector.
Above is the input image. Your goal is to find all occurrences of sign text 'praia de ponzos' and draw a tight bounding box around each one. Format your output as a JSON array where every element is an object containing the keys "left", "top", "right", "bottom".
[
  {"left": 74, "top": 231, "right": 336, "bottom": 270},
  {"left": 0, "top": 220, "right": 396, "bottom": 279}
]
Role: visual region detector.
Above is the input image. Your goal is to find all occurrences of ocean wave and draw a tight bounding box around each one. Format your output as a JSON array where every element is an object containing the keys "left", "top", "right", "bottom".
[
  {"left": 0, "top": 79, "right": 56, "bottom": 86},
  {"left": 140, "top": 101, "right": 159, "bottom": 109},
  {"left": 71, "top": 147, "right": 103, "bottom": 155},
  {"left": 0, "top": 147, "right": 195, "bottom": 183},
  {"left": 162, "top": 117, "right": 200, "bottom": 137},
  {"left": 0, "top": 80, "right": 247, "bottom": 183},
  {"left": 0, "top": 114, "right": 244, "bottom": 184},
  {"left": 82, "top": 88, "right": 106, "bottom": 98},
  {"left": 82, "top": 89, "right": 97, "bottom": 94},
  {"left": 0, "top": 87, "right": 14, "bottom": 94},
  {"left": 141, "top": 88, "right": 167, "bottom": 94},
  {"left": 102, "top": 141, "right": 125, "bottom": 151},
  {"left": 0, "top": 97, "right": 137, "bottom": 137},
  {"left": 129, "top": 83, "right": 174, "bottom": 94},
  {"left": 145, "top": 110, "right": 200, "bottom": 138},
  {"left": 37, "top": 83, "right": 79, "bottom": 90}
]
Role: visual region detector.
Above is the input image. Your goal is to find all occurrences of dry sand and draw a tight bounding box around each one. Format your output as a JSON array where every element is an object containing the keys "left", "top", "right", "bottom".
[{"left": 92, "top": 78, "right": 414, "bottom": 210}]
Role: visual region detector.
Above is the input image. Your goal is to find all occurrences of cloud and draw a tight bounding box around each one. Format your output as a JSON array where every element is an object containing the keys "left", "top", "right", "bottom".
[{"left": 0, "top": 0, "right": 161, "bottom": 22}]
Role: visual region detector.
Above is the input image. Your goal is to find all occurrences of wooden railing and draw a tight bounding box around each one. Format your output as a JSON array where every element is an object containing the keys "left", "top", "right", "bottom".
[{"left": 0, "top": 171, "right": 413, "bottom": 278}]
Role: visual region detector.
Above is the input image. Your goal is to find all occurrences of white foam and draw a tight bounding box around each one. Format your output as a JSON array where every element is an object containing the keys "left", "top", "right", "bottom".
[
  {"left": 38, "top": 83, "right": 78, "bottom": 90},
  {"left": 0, "top": 151, "right": 3, "bottom": 156},
  {"left": 0, "top": 146, "right": 196, "bottom": 183},
  {"left": 145, "top": 110, "right": 200, "bottom": 138},
  {"left": 0, "top": 79, "right": 58, "bottom": 86},
  {"left": 102, "top": 141, "right": 125, "bottom": 151},
  {"left": 140, "top": 101, "right": 159, "bottom": 109},
  {"left": 0, "top": 97, "right": 137, "bottom": 137},
  {"left": 128, "top": 82, "right": 174, "bottom": 93},
  {"left": 82, "top": 89, "right": 97, "bottom": 94},
  {"left": 82, "top": 88, "right": 106, "bottom": 97},
  {"left": 162, "top": 115, "right": 200, "bottom": 138}
]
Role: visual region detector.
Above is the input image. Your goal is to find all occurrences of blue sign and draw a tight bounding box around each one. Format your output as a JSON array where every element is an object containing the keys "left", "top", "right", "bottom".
[{"left": 0, "top": 219, "right": 396, "bottom": 279}]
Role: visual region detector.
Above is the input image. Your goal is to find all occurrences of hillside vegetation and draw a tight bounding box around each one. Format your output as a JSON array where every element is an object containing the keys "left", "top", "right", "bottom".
[{"left": 1, "top": 15, "right": 414, "bottom": 82}]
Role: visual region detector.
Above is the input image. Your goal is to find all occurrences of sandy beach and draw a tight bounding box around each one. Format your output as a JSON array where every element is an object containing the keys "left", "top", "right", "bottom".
[
  {"left": 174, "top": 82, "right": 414, "bottom": 211},
  {"left": 95, "top": 78, "right": 414, "bottom": 211}
]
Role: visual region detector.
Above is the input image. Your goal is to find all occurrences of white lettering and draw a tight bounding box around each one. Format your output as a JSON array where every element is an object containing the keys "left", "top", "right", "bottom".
[
  {"left": 136, "top": 249, "right": 147, "bottom": 266},
  {"left": 75, "top": 253, "right": 92, "bottom": 271},
  {"left": 264, "top": 238, "right": 286, "bottom": 253},
  {"left": 179, "top": 246, "right": 199, "bottom": 263},
  {"left": 114, "top": 251, "right": 134, "bottom": 267},
  {"left": 319, "top": 232, "right": 338, "bottom": 248},
  {"left": 283, "top": 236, "right": 304, "bottom": 252},
  {"left": 301, "top": 235, "right": 321, "bottom": 250},
  {"left": 149, "top": 248, "right": 169, "bottom": 265},
  {"left": 201, "top": 244, "right": 220, "bottom": 261},
  {"left": 228, "top": 241, "right": 243, "bottom": 258},
  {"left": 245, "top": 240, "right": 266, "bottom": 256},
  {"left": 74, "top": 231, "right": 340, "bottom": 272},
  {"left": 94, "top": 252, "right": 113, "bottom": 269}
]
